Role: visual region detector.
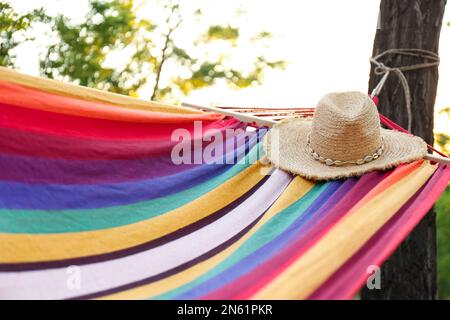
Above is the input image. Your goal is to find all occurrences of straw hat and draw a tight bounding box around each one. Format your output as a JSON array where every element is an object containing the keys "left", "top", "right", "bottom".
[{"left": 263, "top": 91, "right": 427, "bottom": 181}]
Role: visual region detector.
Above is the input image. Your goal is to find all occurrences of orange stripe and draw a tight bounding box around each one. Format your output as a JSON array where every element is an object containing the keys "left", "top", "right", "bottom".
[
  {"left": 0, "top": 66, "right": 202, "bottom": 114},
  {"left": 251, "top": 160, "right": 435, "bottom": 299},
  {"left": 234, "top": 161, "right": 425, "bottom": 299},
  {"left": 345, "top": 160, "right": 424, "bottom": 214},
  {"left": 0, "top": 81, "right": 223, "bottom": 124}
]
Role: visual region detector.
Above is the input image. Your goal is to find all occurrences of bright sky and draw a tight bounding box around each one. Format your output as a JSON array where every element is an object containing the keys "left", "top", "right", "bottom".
[{"left": 7, "top": 0, "right": 450, "bottom": 134}]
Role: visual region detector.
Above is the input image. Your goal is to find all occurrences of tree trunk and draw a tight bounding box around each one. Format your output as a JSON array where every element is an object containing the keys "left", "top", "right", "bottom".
[{"left": 361, "top": 0, "right": 446, "bottom": 300}]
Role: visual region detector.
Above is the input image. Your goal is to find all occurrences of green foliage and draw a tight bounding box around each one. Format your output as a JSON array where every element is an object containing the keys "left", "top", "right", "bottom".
[
  {"left": 171, "top": 56, "right": 285, "bottom": 98},
  {"left": 37, "top": 0, "right": 284, "bottom": 101},
  {"left": 437, "top": 187, "right": 450, "bottom": 299},
  {"left": 148, "top": 2, "right": 285, "bottom": 102},
  {"left": 435, "top": 108, "right": 450, "bottom": 155},
  {"left": 41, "top": 0, "right": 155, "bottom": 95},
  {"left": 435, "top": 133, "right": 450, "bottom": 155},
  {"left": 0, "top": 2, "right": 48, "bottom": 67},
  {"left": 206, "top": 25, "right": 239, "bottom": 41}
]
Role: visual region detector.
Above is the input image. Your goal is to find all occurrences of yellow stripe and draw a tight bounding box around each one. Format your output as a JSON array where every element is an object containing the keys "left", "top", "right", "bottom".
[
  {"left": 99, "top": 176, "right": 314, "bottom": 299},
  {"left": 0, "top": 163, "right": 270, "bottom": 263},
  {"left": 252, "top": 161, "right": 437, "bottom": 299},
  {"left": 0, "top": 67, "right": 202, "bottom": 114}
]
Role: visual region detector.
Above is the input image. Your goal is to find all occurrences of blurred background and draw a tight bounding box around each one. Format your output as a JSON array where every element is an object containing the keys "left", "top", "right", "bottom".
[{"left": 1, "top": 0, "right": 449, "bottom": 298}]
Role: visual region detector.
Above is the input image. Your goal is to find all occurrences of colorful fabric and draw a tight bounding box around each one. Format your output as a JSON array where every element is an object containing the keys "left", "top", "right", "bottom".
[{"left": 0, "top": 67, "right": 449, "bottom": 300}]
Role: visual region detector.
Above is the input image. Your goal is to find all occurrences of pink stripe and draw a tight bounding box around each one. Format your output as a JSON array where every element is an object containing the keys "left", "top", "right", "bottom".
[
  {"left": 372, "top": 95, "right": 447, "bottom": 158},
  {"left": 0, "top": 171, "right": 292, "bottom": 299},
  {"left": 204, "top": 171, "right": 388, "bottom": 299},
  {"left": 309, "top": 164, "right": 450, "bottom": 299},
  {"left": 232, "top": 163, "right": 421, "bottom": 299}
]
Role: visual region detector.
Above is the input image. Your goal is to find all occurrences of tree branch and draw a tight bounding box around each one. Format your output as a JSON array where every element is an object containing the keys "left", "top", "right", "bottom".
[{"left": 150, "top": 8, "right": 182, "bottom": 101}]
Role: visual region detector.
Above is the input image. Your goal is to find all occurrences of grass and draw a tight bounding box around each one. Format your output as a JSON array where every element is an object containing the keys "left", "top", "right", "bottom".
[{"left": 437, "top": 186, "right": 450, "bottom": 299}]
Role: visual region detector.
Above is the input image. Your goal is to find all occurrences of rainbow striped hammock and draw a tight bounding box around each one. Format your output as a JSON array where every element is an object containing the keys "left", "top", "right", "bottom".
[{"left": 0, "top": 66, "right": 448, "bottom": 300}]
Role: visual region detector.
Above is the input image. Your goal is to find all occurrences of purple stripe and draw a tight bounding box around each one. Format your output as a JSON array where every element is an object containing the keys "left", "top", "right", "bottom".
[
  {"left": 309, "top": 165, "right": 450, "bottom": 299},
  {"left": 0, "top": 131, "right": 261, "bottom": 209},
  {"left": 0, "top": 129, "right": 251, "bottom": 184},
  {"left": 0, "top": 171, "right": 291, "bottom": 300},
  {"left": 0, "top": 122, "right": 247, "bottom": 160},
  {"left": 181, "top": 181, "right": 345, "bottom": 299},
  {"left": 70, "top": 214, "right": 264, "bottom": 300},
  {"left": 0, "top": 173, "right": 272, "bottom": 272},
  {"left": 198, "top": 171, "right": 386, "bottom": 299}
]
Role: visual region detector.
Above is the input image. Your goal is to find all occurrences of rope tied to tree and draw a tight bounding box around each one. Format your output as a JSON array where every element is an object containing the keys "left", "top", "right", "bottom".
[{"left": 369, "top": 48, "right": 440, "bottom": 131}]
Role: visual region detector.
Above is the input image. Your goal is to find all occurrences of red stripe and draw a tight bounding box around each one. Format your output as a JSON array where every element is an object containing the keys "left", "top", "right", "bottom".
[
  {"left": 309, "top": 164, "right": 450, "bottom": 299},
  {"left": 371, "top": 95, "right": 448, "bottom": 158},
  {"left": 0, "top": 81, "right": 223, "bottom": 123},
  {"left": 0, "top": 102, "right": 238, "bottom": 140}
]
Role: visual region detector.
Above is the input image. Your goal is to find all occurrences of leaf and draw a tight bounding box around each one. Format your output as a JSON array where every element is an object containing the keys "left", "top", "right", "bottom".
[
  {"left": 206, "top": 25, "right": 239, "bottom": 41},
  {"left": 32, "top": 0, "right": 285, "bottom": 101},
  {"left": 435, "top": 132, "right": 450, "bottom": 155},
  {"left": 0, "top": 3, "right": 49, "bottom": 67}
]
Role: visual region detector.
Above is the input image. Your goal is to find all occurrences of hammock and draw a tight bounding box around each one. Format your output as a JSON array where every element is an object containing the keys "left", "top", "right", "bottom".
[{"left": 0, "top": 66, "right": 449, "bottom": 300}]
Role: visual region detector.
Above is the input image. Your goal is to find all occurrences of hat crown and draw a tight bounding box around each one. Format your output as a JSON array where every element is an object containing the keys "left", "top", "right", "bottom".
[{"left": 309, "top": 91, "right": 382, "bottom": 162}]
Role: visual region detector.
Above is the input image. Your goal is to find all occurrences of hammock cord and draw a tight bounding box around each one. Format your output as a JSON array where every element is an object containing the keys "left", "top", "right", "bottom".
[{"left": 369, "top": 48, "right": 440, "bottom": 131}]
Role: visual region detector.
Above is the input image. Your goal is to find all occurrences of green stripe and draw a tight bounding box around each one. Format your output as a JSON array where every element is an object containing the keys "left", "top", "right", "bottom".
[
  {"left": 153, "top": 182, "right": 327, "bottom": 300},
  {"left": 0, "top": 143, "right": 263, "bottom": 234}
]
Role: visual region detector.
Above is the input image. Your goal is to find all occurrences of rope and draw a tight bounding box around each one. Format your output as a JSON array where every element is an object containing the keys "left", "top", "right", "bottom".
[{"left": 369, "top": 48, "right": 440, "bottom": 131}]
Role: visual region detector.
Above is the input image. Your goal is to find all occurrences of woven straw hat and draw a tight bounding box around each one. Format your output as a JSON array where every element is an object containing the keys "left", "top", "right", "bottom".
[{"left": 263, "top": 91, "right": 427, "bottom": 180}]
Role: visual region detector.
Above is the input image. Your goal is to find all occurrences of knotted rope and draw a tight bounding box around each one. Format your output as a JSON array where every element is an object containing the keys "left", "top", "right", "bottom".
[{"left": 369, "top": 48, "right": 440, "bottom": 131}]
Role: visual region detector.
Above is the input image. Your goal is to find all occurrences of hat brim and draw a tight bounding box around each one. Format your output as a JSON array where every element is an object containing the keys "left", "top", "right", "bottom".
[{"left": 263, "top": 117, "right": 428, "bottom": 181}]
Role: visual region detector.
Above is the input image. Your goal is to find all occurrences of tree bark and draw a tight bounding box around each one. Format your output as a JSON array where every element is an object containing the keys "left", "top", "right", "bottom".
[{"left": 361, "top": 0, "right": 446, "bottom": 300}]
